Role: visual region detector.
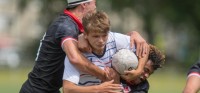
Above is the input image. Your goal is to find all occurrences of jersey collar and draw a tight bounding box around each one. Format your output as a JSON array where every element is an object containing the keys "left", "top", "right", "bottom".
[{"left": 64, "top": 9, "right": 84, "bottom": 33}]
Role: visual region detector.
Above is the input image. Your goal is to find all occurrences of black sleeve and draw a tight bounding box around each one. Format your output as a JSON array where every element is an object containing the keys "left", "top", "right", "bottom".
[
  {"left": 56, "top": 22, "right": 79, "bottom": 40},
  {"left": 188, "top": 61, "right": 200, "bottom": 75}
]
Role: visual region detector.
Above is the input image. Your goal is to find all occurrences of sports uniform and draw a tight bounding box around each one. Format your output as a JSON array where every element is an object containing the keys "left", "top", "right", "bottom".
[
  {"left": 63, "top": 32, "right": 149, "bottom": 92},
  {"left": 187, "top": 61, "right": 200, "bottom": 78},
  {"left": 20, "top": 9, "right": 83, "bottom": 93},
  {"left": 120, "top": 79, "right": 149, "bottom": 93}
]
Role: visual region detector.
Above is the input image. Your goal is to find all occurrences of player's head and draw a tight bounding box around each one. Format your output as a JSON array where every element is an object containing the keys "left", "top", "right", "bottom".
[
  {"left": 129, "top": 44, "right": 165, "bottom": 85},
  {"left": 82, "top": 10, "right": 110, "bottom": 54},
  {"left": 66, "top": 0, "right": 96, "bottom": 15}
]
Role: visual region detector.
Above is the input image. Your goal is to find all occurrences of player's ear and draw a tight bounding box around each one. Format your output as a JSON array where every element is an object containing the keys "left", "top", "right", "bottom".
[
  {"left": 83, "top": 32, "right": 88, "bottom": 39},
  {"left": 80, "top": 3, "right": 87, "bottom": 9}
]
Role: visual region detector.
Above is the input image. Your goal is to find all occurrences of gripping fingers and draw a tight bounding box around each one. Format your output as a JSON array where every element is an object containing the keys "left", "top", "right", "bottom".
[
  {"left": 138, "top": 44, "right": 143, "bottom": 58},
  {"left": 107, "top": 84, "right": 123, "bottom": 93},
  {"left": 142, "top": 43, "right": 146, "bottom": 57},
  {"left": 136, "top": 43, "right": 141, "bottom": 57}
]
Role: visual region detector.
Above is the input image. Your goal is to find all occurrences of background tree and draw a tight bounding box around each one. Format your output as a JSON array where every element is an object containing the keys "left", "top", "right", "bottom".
[{"left": 17, "top": 0, "right": 200, "bottom": 70}]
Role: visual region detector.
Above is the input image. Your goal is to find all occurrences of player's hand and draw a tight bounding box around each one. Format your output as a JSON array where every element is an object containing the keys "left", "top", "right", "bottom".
[
  {"left": 128, "top": 31, "right": 148, "bottom": 58},
  {"left": 104, "top": 67, "right": 120, "bottom": 84},
  {"left": 78, "top": 34, "right": 92, "bottom": 53},
  {"left": 121, "top": 69, "right": 142, "bottom": 82},
  {"left": 97, "top": 80, "right": 123, "bottom": 93}
]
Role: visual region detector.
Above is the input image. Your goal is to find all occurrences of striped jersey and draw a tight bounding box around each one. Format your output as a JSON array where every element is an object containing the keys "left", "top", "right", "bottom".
[{"left": 63, "top": 32, "right": 136, "bottom": 85}]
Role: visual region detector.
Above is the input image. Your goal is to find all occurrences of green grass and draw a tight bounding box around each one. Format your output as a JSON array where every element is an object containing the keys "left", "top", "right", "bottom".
[
  {"left": 0, "top": 68, "right": 31, "bottom": 93},
  {"left": 148, "top": 69, "right": 186, "bottom": 93},
  {"left": 0, "top": 68, "right": 188, "bottom": 93}
]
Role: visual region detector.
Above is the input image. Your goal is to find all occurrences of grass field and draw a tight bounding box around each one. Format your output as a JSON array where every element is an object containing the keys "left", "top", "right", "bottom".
[{"left": 0, "top": 67, "right": 188, "bottom": 93}]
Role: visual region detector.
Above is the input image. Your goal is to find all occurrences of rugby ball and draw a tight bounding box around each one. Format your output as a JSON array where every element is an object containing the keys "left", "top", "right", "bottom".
[{"left": 112, "top": 49, "right": 138, "bottom": 75}]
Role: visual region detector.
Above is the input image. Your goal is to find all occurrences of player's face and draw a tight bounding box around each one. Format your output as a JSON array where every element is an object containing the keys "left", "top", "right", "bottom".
[
  {"left": 140, "top": 60, "right": 154, "bottom": 80},
  {"left": 84, "top": 0, "right": 96, "bottom": 14},
  {"left": 129, "top": 60, "right": 154, "bottom": 85},
  {"left": 85, "top": 32, "right": 108, "bottom": 54}
]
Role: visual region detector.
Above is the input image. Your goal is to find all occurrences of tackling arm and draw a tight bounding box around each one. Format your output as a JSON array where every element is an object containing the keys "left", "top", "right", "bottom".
[
  {"left": 63, "top": 80, "right": 122, "bottom": 93},
  {"left": 123, "top": 46, "right": 149, "bottom": 82},
  {"left": 62, "top": 39, "right": 107, "bottom": 81},
  {"left": 127, "top": 31, "right": 148, "bottom": 58}
]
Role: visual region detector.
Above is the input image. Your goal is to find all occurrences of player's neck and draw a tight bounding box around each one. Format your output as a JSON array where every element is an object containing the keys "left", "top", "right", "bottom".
[
  {"left": 92, "top": 47, "right": 106, "bottom": 56},
  {"left": 93, "top": 50, "right": 103, "bottom": 55},
  {"left": 69, "top": 9, "right": 83, "bottom": 23}
]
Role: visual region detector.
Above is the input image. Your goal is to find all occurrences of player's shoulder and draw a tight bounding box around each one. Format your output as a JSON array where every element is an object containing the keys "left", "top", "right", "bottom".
[
  {"left": 52, "top": 13, "right": 77, "bottom": 28},
  {"left": 120, "top": 79, "right": 149, "bottom": 93}
]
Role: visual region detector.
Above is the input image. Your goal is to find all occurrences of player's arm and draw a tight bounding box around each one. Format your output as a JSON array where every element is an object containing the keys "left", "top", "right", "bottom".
[
  {"left": 122, "top": 47, "right": 149, "bottom": 81},
  {"left": 127, "top": 31, "right": 149, "bottom": 58},
  {"left": 78, "top": 31, "right": 149, "bottom": 55},
  {"left": 113, "top": 32, "right": 149, "bottom": 81},
  {"left": 62, "top": 59, "right": 122, "bottom": 93},
  {"left": 63, "top": 80, "right": 122, "bottom": 93},
  {"left": 62, "top": 40, "right": 107, "bottom": 81},
  {"left": 183, "top": 73, "right": 200, "bottom": 93},
  {"left": 78, "top": 33, "right": 92, "bottom": 53}
]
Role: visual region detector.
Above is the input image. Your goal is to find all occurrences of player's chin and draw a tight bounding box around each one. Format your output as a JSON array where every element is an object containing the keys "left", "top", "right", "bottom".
[{"left": 129, "top": 78, "right": 142, "bottom": 85}]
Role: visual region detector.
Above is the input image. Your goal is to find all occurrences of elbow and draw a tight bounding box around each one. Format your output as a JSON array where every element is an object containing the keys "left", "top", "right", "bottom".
[
  {"left": 63, "top": 80, "right": 77, "bottom": 93},
  {"left": 63, "top": 87, "right": 75, "bottom": 93},
  {"left": 63, "top": 88, "right": 70, "bottom": 93},
  {"left": 68, "top": 57, "right": 80, "bottom": 66},
  {"left": 69, "top": 57, "right": 80, "bottom": 66}
]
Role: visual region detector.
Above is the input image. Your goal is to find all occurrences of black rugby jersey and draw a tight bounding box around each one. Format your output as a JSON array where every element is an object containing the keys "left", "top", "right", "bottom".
[
  {"left": 25, "top": 10, "right": 83, "bottom": 93},
  {"left": 120, "top": 78, "right": 149, "bottom": 93}
]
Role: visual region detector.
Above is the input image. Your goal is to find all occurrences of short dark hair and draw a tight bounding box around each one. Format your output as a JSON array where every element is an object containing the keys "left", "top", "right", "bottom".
[
  {"left": 148, "top": 44, "right": 165, "bottom": 70},
  {"left": 66, "top": 5, "right": 78, "bottom": 10}
]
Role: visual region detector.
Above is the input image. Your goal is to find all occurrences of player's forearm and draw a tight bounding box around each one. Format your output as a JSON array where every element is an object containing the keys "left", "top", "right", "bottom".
[
  {"left": 78, "top": 53, "right": 106, "bottom": 81},
  {"left": 63, "top": 85, "right": 99, "bottom": 93},
  {"left": 183, "top": 76, "right": 200, "bottom": 93},
  {"left": 137, "top": 57, "right": 147, "bottom": 71},
  {"left": 63, "top": 80, "right": 100, "bottom": 93},
  {"left": 126, "top": 31, "right": 137, "bottom": 36},
  {"left": 137, "top": 52, "right": 149, "bottom": 73},
  {"left": 63, "top": 80, "right": 123, "bottom": 93},
  {"left": 137, "top": 44, "right": 149, "bottom": 73}
]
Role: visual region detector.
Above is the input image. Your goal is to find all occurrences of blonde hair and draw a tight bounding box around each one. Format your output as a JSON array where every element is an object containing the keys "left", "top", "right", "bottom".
[{"left": 82, "top": 10, "right": 110, "bottom": 34}]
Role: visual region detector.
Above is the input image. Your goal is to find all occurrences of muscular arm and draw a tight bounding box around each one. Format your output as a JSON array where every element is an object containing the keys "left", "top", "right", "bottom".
[
  {"left": 63, "top": 40, "right": 106, "bottom": 81},
  {"left": 124, "top": 31, "right": 149, "bottom": 81},
  {"left": 136, "top": 48, "right": 149, "bottom": 74},
  {"left": 63, "top": 80, "right": 122, "bottom": 93},
  {"left": 183, "top": 74, "right": 200, "bottom": 93},
  {"left": 123, "top": 48, "right": 149, "bottom": 81},
  {"left": 127, "top": 31, "right": 148, "bottom": 58}
]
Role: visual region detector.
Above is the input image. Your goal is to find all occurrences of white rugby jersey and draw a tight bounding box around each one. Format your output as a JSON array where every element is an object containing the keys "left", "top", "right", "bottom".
[{"left": 63, "top": 32, "right": 136, "bottom": 85}]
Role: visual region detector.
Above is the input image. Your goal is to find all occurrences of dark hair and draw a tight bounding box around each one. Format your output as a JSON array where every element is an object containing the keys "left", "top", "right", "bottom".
[
  {"left": 66, "top": 5, "right": 78, "bottom": 10},
  {"left": 148, "top": 44, "right": 165, "bottom": 70}
]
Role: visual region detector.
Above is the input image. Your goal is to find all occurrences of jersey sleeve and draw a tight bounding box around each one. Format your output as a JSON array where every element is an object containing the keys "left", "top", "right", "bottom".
[
  {"left": 63, "top": 57, "right": 80, "bottom": 84},
  {"left": 111, "top": 32, "right": 136, "bottom": 52},
  {"left": 187, "top": 61, "right": 200, "bottom": 78},
  {"left": 54, "top": 20, "right": 79, "bottom": 48}
]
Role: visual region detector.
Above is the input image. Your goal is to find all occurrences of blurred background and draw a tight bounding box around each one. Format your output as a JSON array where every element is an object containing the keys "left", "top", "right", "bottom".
[{"left": 0, "top": 0, "right": 200, "bottom": 93}]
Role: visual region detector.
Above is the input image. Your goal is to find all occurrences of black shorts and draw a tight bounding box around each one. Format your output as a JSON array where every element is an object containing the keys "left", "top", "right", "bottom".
[{"left": 19, "top": 80, "right": 60, "bottom": 93}]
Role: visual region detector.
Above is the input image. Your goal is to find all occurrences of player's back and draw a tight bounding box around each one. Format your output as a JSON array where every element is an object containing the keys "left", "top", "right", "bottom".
[{"left": 27, "top": 13, "right": 80, "bottom": 92}]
